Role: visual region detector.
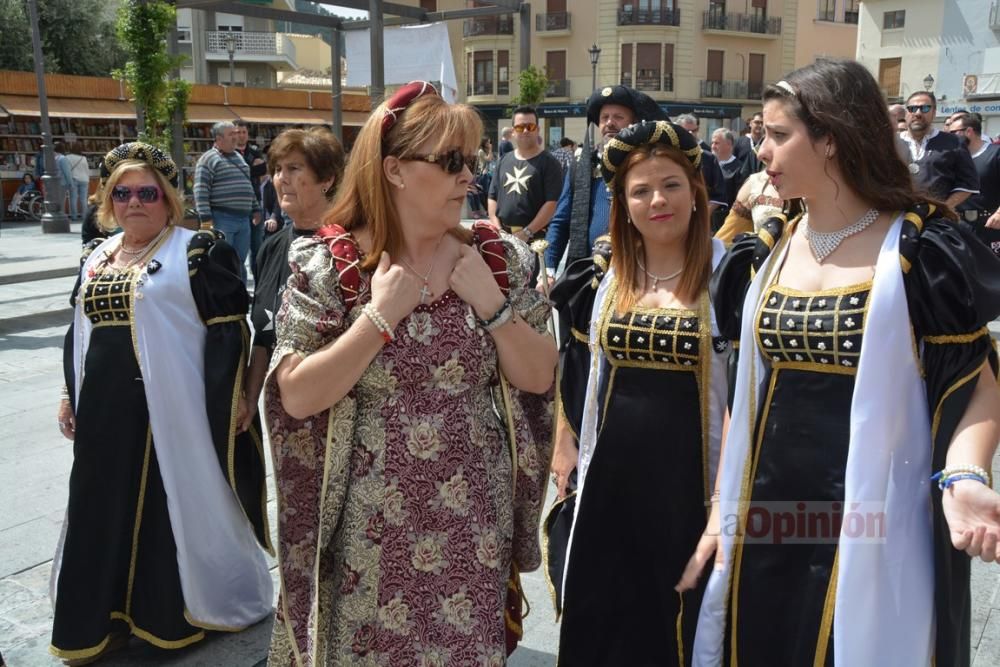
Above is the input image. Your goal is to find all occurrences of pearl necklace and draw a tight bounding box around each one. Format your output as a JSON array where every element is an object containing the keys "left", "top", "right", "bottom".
[
  {"left": 637, "top": 258, "right": 683, "bottom": 289},
  {"left": 803, "top": 209, "right": 879, "bottom": 263}
]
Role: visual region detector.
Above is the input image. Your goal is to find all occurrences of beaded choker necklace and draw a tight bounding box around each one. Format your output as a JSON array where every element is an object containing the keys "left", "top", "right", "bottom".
[{"left": 803, "top": 209, "right": 879, "bottom": 263}]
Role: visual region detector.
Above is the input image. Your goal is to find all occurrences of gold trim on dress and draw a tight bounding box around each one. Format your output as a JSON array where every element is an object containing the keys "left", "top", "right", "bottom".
[
  {"left": 675, "top": 590, "right": 686, "bottom": 666},
  {"left": 923, "top": 327, "right": 989, "bottom": 345},
  {"left": 541, "top": 490, "right": 577, "bottom": 621},
  {"left": 125, "top": 428, "right": 153, "bottom": 616},
  {"left": 570, "top": 327, "right": 589, "bottom": 344},
  {"left": 769, "top": 360, "right": 857, "bottom": 376},
  {"left": 109, "top": 611, "right": 205, "bottom": 650},
  {"left": 49, "top": 634, "right": 113, "bottom": 661},
  {"left": 205, "top": 314, "right": 247, "bottom": 326},
  {"left": 182, "top": 608, "right": 251, "bottom": 633},
  {"left": 813, "top": 548, "right": 839, "bottom": 667},
  {"left": 931, "top": 358, "right": 990, "bottom": 446}
]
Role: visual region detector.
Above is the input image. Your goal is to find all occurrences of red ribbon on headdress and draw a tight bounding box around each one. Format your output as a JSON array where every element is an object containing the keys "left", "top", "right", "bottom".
[{"left": 381, "top": 80, "right": 439, "bottom": 137}]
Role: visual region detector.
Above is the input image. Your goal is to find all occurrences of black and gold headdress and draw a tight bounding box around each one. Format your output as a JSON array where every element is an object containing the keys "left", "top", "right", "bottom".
[
  {"left": 100, "top": 141, "right": 179, "bottom": 188},
  {"left": 600, "top": 120, "right": 703, "bottom": 187}
]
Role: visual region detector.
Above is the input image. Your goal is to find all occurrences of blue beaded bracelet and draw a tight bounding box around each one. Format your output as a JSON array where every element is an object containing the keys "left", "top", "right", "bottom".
[{"left": 931, "top": 471, "right": 988, "bottom": 491}]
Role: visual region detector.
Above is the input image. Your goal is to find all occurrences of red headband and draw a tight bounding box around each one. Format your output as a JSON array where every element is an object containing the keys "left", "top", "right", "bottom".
[{"left": 381, "top": 80, "right": 439, "bottom": 138}]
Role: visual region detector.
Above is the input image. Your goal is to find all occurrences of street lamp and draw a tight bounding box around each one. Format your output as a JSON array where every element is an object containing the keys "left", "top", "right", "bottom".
[
  {"left": 588, "top": 43, "right": 602, "bottom": 146},
  {"left": 923, "top": 74, "right": 935, "bottom": 91},
  {"left": 26, "top": 0, "right": 69, "bottom": 233},
  {"left": 224, "top": 33, "right": 236, "bottom": 86}
]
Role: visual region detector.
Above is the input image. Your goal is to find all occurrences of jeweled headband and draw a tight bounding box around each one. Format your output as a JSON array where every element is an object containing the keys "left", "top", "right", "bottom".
[
  {"left": 100, "top": 141, "right": 179, "bottom": 188},
  {"left": 381, "top": 80, "right": 439, "bottom": 138},
  {"left": 600, "top": 120, "right": 703, "bottom": 187}
]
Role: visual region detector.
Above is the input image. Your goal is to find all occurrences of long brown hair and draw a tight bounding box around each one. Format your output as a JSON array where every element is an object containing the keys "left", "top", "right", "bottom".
[
  {"left": 323, "top": 93, "right": 483, "bottom": 269},
  {"left": 762, "top": 58, "right": 953, "bottom": 219},
  {"left": 609, "top": 145, "right": 712, "bottom": 314}
]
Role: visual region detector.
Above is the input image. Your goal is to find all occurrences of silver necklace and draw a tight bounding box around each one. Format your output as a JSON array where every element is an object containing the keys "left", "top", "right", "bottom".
[
  {"left": 399, "top": 234, "right": 446, "bottom": 304},
  {"left": 637, "top": 258, "right": 683, "bottom": 289},
  {"left": 803, "top": 209, "right": 879, "bottom": 263}
]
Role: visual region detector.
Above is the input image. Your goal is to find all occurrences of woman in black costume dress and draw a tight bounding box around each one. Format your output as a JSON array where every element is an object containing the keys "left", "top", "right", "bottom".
[
  {"left": 53, "top": 143, "right": 272, "bottom": 665},
  {"left": 686, "top": 59, "right": 1000, "bottom": 667},
  {"left": 552, "top": 121, "right": 730, "bottom": 666}
]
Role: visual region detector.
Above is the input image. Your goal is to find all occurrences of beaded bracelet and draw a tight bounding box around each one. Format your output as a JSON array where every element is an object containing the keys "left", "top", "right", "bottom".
[
  {"left": 476, "top": 296, "right": 513, "bottom": 331},
  {"left": 362, "top": 303, "right": 394, "bottom": 344},
  {"left": 931, "top": 464, "right": 993, "bottom": 490},
  {"left": 60, "top": 385, "right": 70, "bottom": 400}
]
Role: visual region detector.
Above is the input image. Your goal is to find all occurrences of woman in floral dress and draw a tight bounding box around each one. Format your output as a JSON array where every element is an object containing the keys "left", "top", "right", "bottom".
[{"left": 263, "top": 82, "right": 557, "bottom": 666}]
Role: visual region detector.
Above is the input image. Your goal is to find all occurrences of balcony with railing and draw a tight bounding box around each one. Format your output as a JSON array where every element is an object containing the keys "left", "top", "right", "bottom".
[
  {"left": 617, "top": 7, "right": 681, "bottom": 27},
  {"left": 463, "top": 16, "right": 514, "bottom": 37},
  {"left": 466, "top": 79, "right": 511, "bottom": 98},
  {"left": 536, "top": 12, "right": 571, "bottom": 32},
  {"left": 546, "top": 79, "right": 570, "bottom": 97},
  {"left": 700, "top": 79, "right": 764, "bottom": 100},
  {"left": 702, "top": 12, "right": 781, "bottom": 36},
  {"left": 634, "top": 73, "right": 675, "bottom": 92},
  {"left": 204, "top": 31, "right": 297, "bottom": 70}
]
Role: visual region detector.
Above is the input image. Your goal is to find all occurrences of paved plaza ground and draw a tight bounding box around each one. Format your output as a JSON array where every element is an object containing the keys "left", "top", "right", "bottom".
[{"left": 1, "top": 219, "right": 999, "bottom": 665}]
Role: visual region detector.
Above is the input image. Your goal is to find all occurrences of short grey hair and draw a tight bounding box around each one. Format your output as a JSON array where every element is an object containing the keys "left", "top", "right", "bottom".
[
  {"left": 500, "top": 126, "right": 513, "bottom": 139},
  {"left": 211, "top": 121, "right": 236, "bottom": 138},
  {"left": 675, "top": 114, "right": 699, "bottom": 128},
  {"left": 712, "top": 128, "right": 735, "bottom": 145}
]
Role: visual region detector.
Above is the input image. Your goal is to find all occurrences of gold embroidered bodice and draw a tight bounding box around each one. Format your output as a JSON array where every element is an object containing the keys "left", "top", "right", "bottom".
[
  {"left": 755, "top": 282, "right": 872, "bottom": 374},
  {"left": 82, "top": 268, "right": 137, "bottom": 327},
  {"left": 601, "top": 308, "right": 702, "bottom": 369}
]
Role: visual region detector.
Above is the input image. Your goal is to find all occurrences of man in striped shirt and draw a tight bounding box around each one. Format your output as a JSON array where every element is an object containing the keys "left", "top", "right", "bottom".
[{"left": 194, "top": 121, "right": 261, "bottom": 281}]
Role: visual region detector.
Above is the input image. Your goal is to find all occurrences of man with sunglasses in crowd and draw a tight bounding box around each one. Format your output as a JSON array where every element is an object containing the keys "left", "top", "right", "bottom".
[
  {"left": 488, "top": 106, "right": 563, "bottom": 249},
  {"left": 950, "top": 112, "right": 1000, "bottom": 255},
  {"left": 899, "top": 91, "right": 979, "bottom": 211},
  {"left": 543, "top": 85, "right": 666, "bottom": 279}
]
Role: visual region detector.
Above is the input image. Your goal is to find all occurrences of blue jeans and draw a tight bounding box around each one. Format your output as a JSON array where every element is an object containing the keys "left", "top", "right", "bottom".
[
  {"left": 69, "top": 180, "right": 88, "bottom": 220},
  {"left": 212, "top": 209, "right": 252, "bottom": 283}
]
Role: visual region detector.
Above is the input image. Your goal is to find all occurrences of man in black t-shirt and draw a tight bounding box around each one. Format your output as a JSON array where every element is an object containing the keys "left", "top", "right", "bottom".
[
  {"left": 900, "top": 91, "right": 979, "bottom": 209},
  {"left": 488, "top": 106, "right": 563, "bottom": 244},
  {"left": 951, "top": 112, "right": 1000, "bottom": 256}
]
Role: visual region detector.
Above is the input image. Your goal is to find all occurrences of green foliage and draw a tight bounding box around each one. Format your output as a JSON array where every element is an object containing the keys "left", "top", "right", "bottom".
[
  {"left": 514, "top": 65, "right": 548, "bottom": 107},
  {"left": 0, "top": 0, "right": 126, "bottom": 76},
  {"left": 114, "top": 0, "right": 189, "bottom": 149}
]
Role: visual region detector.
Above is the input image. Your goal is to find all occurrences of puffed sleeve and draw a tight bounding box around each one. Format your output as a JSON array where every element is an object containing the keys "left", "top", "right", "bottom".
[
  {"left": 899, "top": 207, "right": 1000, "bottom": 667},
  {"left": 502, "top": 234, "right": 552, "bottom": 334},
  {"left": 710, "top": 214, "right": 786, "bottom": 342},
  {"left": 550, "top": 236, "right": 611, "bottom": 441},
  {"left": 270, "top": 235, "right": 349, "bottom": 368},
  {"left": 187, "top": 230, "right": 270, "bottom": 551}
]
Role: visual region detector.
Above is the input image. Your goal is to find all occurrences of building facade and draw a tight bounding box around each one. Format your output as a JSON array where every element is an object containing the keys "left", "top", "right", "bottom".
[
  {"left": 398, "top": 0, "right": 857, "bottom": 146},
  {"left": 856, "top": 0, "right": 1000, "bottom": 135}
]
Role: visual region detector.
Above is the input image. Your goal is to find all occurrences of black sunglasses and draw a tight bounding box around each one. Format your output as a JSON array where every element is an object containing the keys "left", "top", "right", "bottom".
[
  {"left": 405, "top": 149, "right": 476, "bottom": 175},
  {"left": 110, "top": 184, "right": 163, "bottom": 204},
  {"left": 906, "top": 104, "right": 933, "bottom": 114}
]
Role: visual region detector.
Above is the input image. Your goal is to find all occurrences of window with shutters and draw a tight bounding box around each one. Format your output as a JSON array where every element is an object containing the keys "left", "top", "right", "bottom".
[
  {"left": 844, "top": 0, "right": 860, "bottom": 23},
  {"left": 664, "top": 44, "right": 674, "bottom": 92},
  {"left": 883, "top": 10, "right": 905, "bottom": 29},
  {"left": 498, "top": 51, "right": 510, "bottom": 95},
  {"left": 620, "top": 43, "right": 633, "bottom": 87},
  {"left": 636, "top": 43, "right": 661, "bottom": 91},
  {"left": 473, "top": 51, "right": 494, "bottom": 96},
  {"left": 878, "top": 57, "right": 902, "bottom": 98},
  {"left": 817, "top": 0, "right": 835, "bottom": 22}
]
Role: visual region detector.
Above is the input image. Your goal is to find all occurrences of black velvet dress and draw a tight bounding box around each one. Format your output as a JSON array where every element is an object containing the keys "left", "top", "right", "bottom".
[
  {"left": 52, "top": 231, "right": 269, "bottom": 661},
  {"left": 552, "top": 244, "right": 726, "bottom": 667},
  {"left": 711, "top": 205, "right": 1000, "bottom": 667}
]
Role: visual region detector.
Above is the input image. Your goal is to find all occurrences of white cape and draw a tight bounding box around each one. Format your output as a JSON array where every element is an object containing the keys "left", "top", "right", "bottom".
[
  {"left": 53, "top": 226, "right": 272, "bottom": 630},
  {"left": 693, "top": 214, "right": 934, "bottom": 666}
]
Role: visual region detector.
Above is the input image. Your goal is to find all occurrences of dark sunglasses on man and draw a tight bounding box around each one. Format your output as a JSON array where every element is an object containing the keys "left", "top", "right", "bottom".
[
  {"left": 905, "top": 104, "right": 933, "bottom": 114},
  {"left": 513, "top": 122, "right": 538, "bottom": 133},
  {"left": 405, "top": 149, "right": 477, "bottom": 175}
]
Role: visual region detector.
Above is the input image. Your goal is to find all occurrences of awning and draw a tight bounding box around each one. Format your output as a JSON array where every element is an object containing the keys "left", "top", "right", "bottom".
[
  {"left": 230, "top": 106, "right": 368, "bottom": 127},
  {"left": 185, "top": 104, "right": 238, "bottom": 123},
  {"left": 0, "top": 95, "right": 135, "bottom": 119}
]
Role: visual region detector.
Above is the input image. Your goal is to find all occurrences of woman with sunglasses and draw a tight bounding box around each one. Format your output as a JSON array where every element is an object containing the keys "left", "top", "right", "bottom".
[
  {"left": 550, "top": 121, "right": 729, "bottom": 666},
  {"left": 264, "top": 83, "right": 556, "bottom": 665},
  {"left": 52, "top": 143, "right": 273, "bottom": 665},
  {"left": 689, "top": 59, "right": 1000, "bottom": 667}
]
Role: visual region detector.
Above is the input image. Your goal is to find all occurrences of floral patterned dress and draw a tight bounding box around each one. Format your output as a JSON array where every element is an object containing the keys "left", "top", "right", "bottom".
[{"left": 265, "top": 229, "right": 553, "bottom": 666}]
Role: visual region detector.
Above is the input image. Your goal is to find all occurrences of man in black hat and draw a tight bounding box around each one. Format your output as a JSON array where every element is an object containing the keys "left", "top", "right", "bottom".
[{"left": 543, "top": 85, "right": 666, "bottom": 278}]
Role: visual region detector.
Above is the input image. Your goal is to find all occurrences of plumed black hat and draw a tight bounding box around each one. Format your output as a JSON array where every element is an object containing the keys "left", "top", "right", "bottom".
[
  {"left": 585, "top": 85, "right": 667, "bottom": 126},
  {"left": 600, "top": 120, "right": 703, "bottom": 187},
  {"left": 100, "top": 141, "right": 179, "bottom": 188}
]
